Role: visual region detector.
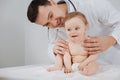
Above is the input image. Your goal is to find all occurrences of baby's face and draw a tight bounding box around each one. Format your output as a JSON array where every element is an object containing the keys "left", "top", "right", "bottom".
[{"left": 65, "top": 17, "right": 87, "bottom": 42}]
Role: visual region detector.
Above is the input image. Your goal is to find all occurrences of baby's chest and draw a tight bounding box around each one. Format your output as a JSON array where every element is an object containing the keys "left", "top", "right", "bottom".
[{"left": 69, "top": 44, "right": 87, "bottom": 56}]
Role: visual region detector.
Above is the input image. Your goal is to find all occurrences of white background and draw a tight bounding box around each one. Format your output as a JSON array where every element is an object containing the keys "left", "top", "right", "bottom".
[{"left": 0, "top": 0, "right": 120, "bottom": 68}]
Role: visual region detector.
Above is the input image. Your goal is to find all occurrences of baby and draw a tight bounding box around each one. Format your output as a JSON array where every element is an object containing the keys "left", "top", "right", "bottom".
[{"left": 48, "top": 12, "right": 99, "bottom": 76}]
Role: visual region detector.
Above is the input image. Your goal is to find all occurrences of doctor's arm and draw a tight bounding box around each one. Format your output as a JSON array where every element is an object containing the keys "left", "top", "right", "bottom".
[{"left": 84, "top": 0, "right": 120, "bottom": 54}]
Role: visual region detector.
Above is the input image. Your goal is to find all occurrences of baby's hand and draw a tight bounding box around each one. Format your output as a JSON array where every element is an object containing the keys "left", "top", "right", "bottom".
[
  {"left": 64, "top": 48, "right": 70, "bottom": 54},
  {"left": 78, "top": 63, "right": 86, "bottom": 71}
]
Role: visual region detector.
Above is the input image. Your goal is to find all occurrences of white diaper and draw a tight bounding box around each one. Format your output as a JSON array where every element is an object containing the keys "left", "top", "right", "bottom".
[{"left": 72, "top": 63, "right": 80, "bottom": 71}]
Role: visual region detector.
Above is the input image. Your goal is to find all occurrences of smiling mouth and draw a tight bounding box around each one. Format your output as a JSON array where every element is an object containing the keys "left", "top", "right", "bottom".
[
  {"left": 57, "top": 18, "right": 63, "bottom": 27},
  {"left": 71, "top": 35, "right": 78, "bottom": 38}
]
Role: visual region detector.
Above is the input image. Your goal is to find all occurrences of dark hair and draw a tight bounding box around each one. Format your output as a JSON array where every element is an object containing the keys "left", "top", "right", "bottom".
[{"left": 27, "top": 0, "right": 50, "bottom": 23}]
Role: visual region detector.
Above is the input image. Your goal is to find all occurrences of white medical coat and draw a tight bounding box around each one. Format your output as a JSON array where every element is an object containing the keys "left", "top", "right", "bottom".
[{"left": 48, "top": 0, "right": 120, "bottom": 64}]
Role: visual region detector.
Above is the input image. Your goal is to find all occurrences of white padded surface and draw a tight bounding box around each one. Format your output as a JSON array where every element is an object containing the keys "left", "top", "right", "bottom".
[{"left": 0, "top": 64, "right": 120, "bottom": 80}]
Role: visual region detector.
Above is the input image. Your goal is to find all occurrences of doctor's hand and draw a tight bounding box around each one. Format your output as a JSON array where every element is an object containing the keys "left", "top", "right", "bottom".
[
  {"left": 83, "top": 36, "right": 116, "bottom": 55},
  {"left": 53, "top": 39, "right": 68, "bottom": 55}
]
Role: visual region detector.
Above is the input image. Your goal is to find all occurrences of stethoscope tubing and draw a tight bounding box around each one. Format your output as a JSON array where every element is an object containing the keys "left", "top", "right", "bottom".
[{"left": 48, "top": 0, "right": 77, "bottom": 40}]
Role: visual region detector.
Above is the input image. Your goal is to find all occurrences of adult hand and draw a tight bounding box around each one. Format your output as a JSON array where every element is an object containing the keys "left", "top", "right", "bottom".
[
  {"left": 83, "top": 36, "right": 116, "bottom": 54},
  {"left": 53, "top": 39, "right": 68, "bottom": 55}
]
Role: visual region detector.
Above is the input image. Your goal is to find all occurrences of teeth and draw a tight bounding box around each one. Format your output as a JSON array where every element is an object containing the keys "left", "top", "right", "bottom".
[
  {"left": 58, "top": 19, "right": 60, "bottom": 24},
  {"left": 57, "top": 20, "right": 59, "bottom": 25},
  {"left": 59, "top": 19, "right": 61, "bottom": 25},
  {"left": 58, "top": 19, "right": 61, "bottom": 25},
  {"left": 57, "top": 18, "right": 63, "bottom": 26}
]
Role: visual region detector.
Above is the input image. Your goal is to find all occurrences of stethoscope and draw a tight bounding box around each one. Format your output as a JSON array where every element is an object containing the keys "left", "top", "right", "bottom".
[
  {"left": 48, "top": 0, "right": 77, "bottom": 40},
  {"left": 68, "top": 0, "right": 77, "bottom": 12}
]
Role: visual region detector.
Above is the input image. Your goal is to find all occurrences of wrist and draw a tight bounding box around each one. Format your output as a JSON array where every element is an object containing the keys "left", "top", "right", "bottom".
[{"left": 108, "top": 36, "right": 117, "bottom": 46}]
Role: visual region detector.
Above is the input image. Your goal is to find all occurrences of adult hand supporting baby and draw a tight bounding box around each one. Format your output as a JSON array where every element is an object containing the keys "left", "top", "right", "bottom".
[
  {"left": 53, "top": 39, "right": 68, "bottom": 55},
  {"left": 83, "top": 36, "right": 116, "bottom": 54}
]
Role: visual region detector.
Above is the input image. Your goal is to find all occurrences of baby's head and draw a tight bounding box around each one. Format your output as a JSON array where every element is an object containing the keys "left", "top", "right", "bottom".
[{"left": 64, "top": 12, "right": 88, "bottom": 42}]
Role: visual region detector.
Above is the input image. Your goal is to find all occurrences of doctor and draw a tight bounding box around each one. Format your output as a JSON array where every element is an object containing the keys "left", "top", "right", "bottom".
[{"left": 27, "top": 0, "right": 120, "bottom": 63}]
